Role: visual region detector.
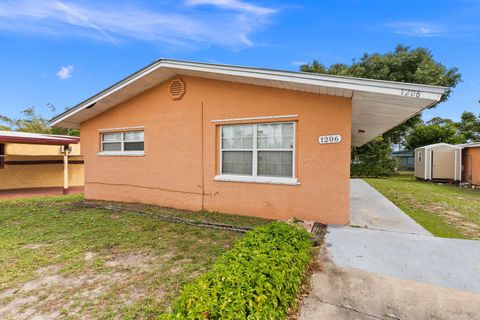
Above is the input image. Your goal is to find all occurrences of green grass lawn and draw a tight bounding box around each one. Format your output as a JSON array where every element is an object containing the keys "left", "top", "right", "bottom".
[
  {"left": 0, "top": 196, "right": 268, "bottom": 319},
  {"left": 365, "top": 173, "right": 480, "bottom": 239}
]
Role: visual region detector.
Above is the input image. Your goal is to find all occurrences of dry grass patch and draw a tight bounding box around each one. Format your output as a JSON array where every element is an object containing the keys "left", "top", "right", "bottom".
[
  {"left": 0, "top": 196, "right": 268, "bottom": 319},
  {"left": 365, "top": 173, "right": 480, "bottom": 239}
]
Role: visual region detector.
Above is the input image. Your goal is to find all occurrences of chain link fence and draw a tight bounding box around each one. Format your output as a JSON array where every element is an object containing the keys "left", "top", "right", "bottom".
[{"left": 0, "top": 155, "right": 84, "bottom": 201}]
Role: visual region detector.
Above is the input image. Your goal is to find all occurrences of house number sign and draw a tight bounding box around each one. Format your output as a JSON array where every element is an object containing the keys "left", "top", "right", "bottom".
[{"left": 319, "top": 134, "right": 342, "bottom": 144}]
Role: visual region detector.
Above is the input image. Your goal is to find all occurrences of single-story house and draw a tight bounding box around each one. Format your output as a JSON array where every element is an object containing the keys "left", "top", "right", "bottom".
[
  {"left": 391, "top": 150, "right": 414, "bottom": 171},
  {"left": 461, "top": 143, "right": 480, "bottom": 185},
  {"left": 0, "top": 131, "right": 84, "bottom": 195},
  {"left": 414, "top": 143, "right": 463, "bottom": 182},
  {"left": 51, "top": 59, "right": 446, "bottom": 224}
]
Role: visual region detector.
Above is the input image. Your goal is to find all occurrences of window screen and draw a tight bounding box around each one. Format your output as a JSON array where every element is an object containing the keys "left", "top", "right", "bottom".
[
  {"left": 101, "top": 131, "right": 144, "bottom": 152},
  {"left": 221, "top": 124, "right": 253, "bottom": 175},
  {"left": 220, "top": 122, "right": 294, "bottom": 178}
]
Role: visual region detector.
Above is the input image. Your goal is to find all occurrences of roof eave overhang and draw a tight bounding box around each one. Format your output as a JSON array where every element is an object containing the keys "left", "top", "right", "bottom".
[
  {"left": 0, "top": 136, "right": 79, "bottom": 145},
  {"left": 50, "top": 59, "right": 447, "bottom": 147}
]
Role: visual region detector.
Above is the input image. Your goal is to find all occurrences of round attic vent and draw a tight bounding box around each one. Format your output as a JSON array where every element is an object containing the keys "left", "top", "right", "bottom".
[{"left": 169, "top": 79, "right": 186, "bottom": 100}]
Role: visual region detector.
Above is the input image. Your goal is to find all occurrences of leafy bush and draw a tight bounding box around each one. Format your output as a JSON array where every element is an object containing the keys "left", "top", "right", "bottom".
[
  {"left": 162, "top": 222, "right": 313, "bottom": 319},
  {"left": 351, "top": 137, "right": 397, "bottom": 177}
]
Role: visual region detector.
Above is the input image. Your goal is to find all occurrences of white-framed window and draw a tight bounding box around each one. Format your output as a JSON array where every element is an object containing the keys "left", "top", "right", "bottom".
[
  {"left": 99, "top": 131, "right": 144, "bottom": 156},
  {"left": 418, "top": 151, "right": 422, "bottom": 162},
  {"left": 216, "top": 122, "right": 298, "bottom": 185}
]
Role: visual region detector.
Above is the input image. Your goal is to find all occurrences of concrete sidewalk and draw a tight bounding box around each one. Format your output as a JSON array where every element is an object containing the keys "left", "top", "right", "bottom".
[{"left": 349, "top": 179, "right": 431, "bottom": 235}]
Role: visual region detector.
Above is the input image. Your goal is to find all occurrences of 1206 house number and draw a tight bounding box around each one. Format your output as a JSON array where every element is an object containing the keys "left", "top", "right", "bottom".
[
  {"left": 401, "top": 89, "right": 421, "bottom": 98},
  {"left": 319, "top": 135, "right": 342, "bottom": 144}
]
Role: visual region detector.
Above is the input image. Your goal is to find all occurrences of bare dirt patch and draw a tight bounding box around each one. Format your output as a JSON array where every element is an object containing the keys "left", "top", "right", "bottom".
[
  {"left": 415, "top": 203, "right": 480, "bottom": 239},
  {"left": 0, "top": 251, "right": 165, "bottom": 320},
  {"left": 105, "top": 252, "right": 157, "bottom": 268},
  {"left": 22, "top": 243, "right": 47, "bottom": 250}
]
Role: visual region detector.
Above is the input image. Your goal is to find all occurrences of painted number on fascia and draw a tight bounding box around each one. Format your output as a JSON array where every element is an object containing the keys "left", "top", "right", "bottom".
[
  {"left": 401, "top": 89, "right": 421, "bottom": 98},
  {"left": 319, "top": 135, "right": 342, "bottom": 144}
]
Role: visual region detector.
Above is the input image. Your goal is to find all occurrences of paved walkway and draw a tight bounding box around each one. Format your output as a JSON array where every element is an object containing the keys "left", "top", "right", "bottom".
[
  {"left": 300, "top": 246, "right": 480, "bottom": 320},
  {"left": 300, "top": 179, "right": 480, "bottom": 319},
  {"left": 349, "top": 179, "right": 431, "bottom": 235},
  {"left": 326, "top": 226, "right": 480, "bottom": 293},
  {"left": 341, "top": 179, "right": 480, "bottom": 293}
]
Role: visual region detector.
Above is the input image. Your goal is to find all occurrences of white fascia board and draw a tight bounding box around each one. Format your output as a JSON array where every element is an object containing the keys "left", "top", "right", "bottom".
[
  {"left": 50, "top": 60, "right": 165, "bottom": 127},
  {"left": 162, "top": 60, "right": 447, "bottom": 94},
  {"left": 162, "top": 61, "right": 445, "bottom": 100},
  {"left": 51, "top": 59, "right": 447, "bottom": 127}
]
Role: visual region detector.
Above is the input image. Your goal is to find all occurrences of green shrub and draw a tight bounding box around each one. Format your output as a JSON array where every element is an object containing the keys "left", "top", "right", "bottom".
[
  {"left": 351, "top": 137, "right": 397, "bottom": 177},
  {"left": 162, "top": 222, "right": 313, "bottom": 319}
]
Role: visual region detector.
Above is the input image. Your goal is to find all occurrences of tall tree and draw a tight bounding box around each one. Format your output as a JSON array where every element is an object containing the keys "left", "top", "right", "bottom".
[
  {"left": 457, "top": 111, "right": 480, "bottom": 142},
  {"left": 301, "top": 45, "right": 461, "bottom": 145},
  {"left": 0, "top": 107, "right": 79, "bottom": 136},
  {"left": 406, "top": 118, "right": 465, "bottom": 149}
]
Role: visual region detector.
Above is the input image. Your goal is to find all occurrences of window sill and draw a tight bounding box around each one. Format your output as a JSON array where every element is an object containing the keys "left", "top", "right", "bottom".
[
  {"left": 97, "top": 151, "right": 145, "bottom": 157},
  {"left": 213, "top": 175, "right": 300, "bottom": 185}
]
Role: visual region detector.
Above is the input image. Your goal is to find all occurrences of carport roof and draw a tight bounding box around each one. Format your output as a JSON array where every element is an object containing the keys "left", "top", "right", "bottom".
[
  {"left": 0, "top": 131, "right": 79, "bottom": 145},
  {"left": 50, "top": 59, "right": 447, "bottom": 147}
]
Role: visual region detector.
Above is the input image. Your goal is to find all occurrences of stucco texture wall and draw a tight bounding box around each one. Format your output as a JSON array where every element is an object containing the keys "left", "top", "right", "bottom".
[{"left": 80, "top": 76, "right": 352, "bottom": 224}]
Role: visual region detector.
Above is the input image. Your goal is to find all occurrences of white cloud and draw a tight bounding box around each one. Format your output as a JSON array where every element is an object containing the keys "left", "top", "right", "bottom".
[
  {"left": 185, "top": 0, "right": 276, "bottom": 15},
  {"left": 56, "top": 65, "right": 74, "bottom": 80},
  {"left": 387, "top": 22, "right": 445, "bottom": 37},
  {"left": 0, "top": 0, "right": 278, "bottom": 48}
]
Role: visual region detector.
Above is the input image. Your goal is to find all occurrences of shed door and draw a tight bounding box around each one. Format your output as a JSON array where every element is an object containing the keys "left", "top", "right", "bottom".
[
  {"left": 431, "top": 150, "right": 455, "bottom": 180},
  {"left": 462, "top": 154, "right": 472, "bottom": 183}
]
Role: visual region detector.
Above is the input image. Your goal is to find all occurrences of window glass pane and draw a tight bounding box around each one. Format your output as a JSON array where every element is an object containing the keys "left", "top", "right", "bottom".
[
  {"left": 124, "top": 131, "right": 144, "bottom": 141},
  {"left": 102, "top": 142, "right": 122, "bottom": 151},
  {"left": 221, "top": 124, "right": 253, "bottom": 150},
  {"left": 257, "top": 151, "right": 293, "bottom": 177},
  {"left": 222, "top": 151, "right": 252, "bottom": 175},
  {"left": 257, "top": 123, "right": 293, "bottom": 150},
  {"left": 102, "top": 132, "right": 122, "bottom": 142},
  {"left": 124, "top": 142, "right": 144, "bottom": 151}
]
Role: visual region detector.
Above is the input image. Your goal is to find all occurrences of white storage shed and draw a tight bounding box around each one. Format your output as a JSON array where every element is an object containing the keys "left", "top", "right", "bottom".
[{"left": 414, "top": 143, "right": 462, "bottom": 181}]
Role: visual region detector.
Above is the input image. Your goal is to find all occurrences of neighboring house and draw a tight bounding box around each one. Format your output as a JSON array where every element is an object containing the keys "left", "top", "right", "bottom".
[
  {"left": 460, "top": 143, "right": 480, "bottom": 185},
  {"left": 50, "top": 59, "right": 446, "bottom": 224},
  {"left": 391, "top": 150, "right": 414, "bottom": 171},
  {"left": 0, "top": 131, "right": 84, "bottom": 194},
  {"left": 414, "top": 143, "right": 462, "bottom": 182}
]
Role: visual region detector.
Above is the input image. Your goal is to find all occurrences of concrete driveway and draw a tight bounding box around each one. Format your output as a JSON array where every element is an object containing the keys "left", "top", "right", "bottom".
[
  {"left": 349, "top": 179, "right": 431, "bottom": 235},
  {"left": 300, "top": 178, "right": 480, "bottom": 319},
  {"left": 339, "top": 179, "right": 480, "bottom": 293}
]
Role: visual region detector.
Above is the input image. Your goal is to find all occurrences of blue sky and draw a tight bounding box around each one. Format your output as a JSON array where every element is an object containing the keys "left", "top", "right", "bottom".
[{"left": 0, "top": 0, "right": 479, "bottom": 123}]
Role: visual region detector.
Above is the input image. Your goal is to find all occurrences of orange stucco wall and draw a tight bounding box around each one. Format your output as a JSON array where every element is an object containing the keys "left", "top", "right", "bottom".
[
  {"left": 463, "top": 147, "right": 480, "bottom": 185},
  {"left": 80, "top": 76, "right": 352, "bottom": 224}
]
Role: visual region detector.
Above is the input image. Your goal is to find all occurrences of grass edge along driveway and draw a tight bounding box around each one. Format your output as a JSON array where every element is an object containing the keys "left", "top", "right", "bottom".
[{"left": 365, "top": 173, "right": 480, "bottom": 240}]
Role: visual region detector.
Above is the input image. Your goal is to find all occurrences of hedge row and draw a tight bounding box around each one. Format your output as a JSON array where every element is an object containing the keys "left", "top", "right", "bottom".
[{"left": 162, "top": 222, "right": 313, "bottom": 319}]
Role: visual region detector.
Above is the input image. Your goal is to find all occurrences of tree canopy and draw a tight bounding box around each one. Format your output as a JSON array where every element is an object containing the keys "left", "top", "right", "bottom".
[
  {"left": 406, "top": 111, "right": 480, "bottom": 149},
  {"left": 301, "top": 45, "right": 462, "bottom": 144},
  {"left": 0, "top": 107, "right": 79, "bottom": 136}
]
